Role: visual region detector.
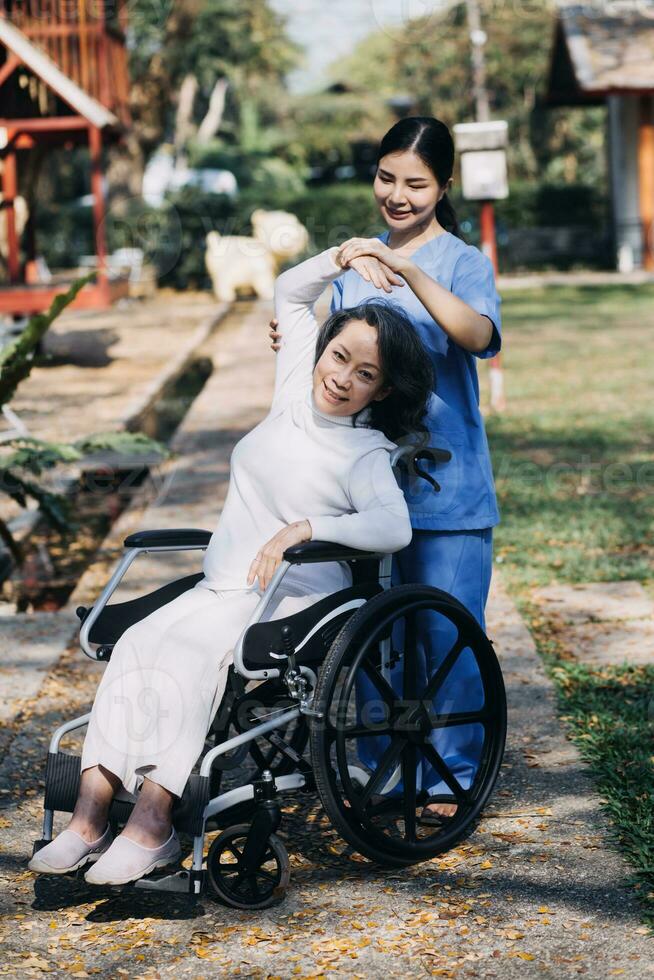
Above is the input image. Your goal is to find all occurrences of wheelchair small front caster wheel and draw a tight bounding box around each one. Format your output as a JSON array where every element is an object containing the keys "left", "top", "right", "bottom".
[{"left": 206, "top": 823, "right": 290, "bottom": 909}]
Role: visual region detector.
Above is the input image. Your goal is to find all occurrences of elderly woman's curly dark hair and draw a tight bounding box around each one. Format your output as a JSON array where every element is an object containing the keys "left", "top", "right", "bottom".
[{"left": 314, "top": 300, "right": 434, "bottom": 442}]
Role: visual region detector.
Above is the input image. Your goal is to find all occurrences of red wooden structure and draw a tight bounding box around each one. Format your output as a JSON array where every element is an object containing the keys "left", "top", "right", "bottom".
[{"left": 0, "top": 1, "right": 131, "bottom": 314}]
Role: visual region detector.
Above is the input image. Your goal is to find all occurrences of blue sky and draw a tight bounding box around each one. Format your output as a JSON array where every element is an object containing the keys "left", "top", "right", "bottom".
[{"left": 269, "top": 1, "right": 445, "bottom": 93}]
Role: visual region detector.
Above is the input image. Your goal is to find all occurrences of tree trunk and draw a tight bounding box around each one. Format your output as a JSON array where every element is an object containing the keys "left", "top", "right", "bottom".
[
  {"left": 197, "top": 77, "right": 229, "bottom": 144},
  {"left": 174, "top": 73, "right": 199, "bottom": 169},
  {"left": 106, "top": 129, "right": 147, "bottom": 216}
]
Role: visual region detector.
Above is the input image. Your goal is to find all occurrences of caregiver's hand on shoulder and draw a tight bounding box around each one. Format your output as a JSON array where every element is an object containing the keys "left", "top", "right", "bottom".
[
  {"left": 337, "top": 237, "right": 410, "bottom": 278},
  {"left": 269, "top": 316, "right": 280, "bottom": 352},
  {"left": 247, "top": 520, "right": 312, "bottom": 591},
  {"left": 344, "top": 254, "right": 405, "bottom": 293}
]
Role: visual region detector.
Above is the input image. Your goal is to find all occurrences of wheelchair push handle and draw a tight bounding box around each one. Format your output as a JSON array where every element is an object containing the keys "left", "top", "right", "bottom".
[
  {"left": 418, "top": 447, "right": 452, "bottom": 465},
  {"left": 391, "top": 443, "right": 452, "bottom": 494}
]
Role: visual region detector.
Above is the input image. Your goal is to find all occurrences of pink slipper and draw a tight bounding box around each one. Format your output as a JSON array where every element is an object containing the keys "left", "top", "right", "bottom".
[
  {"left": 28, "top": 825, "right": 113, "bottom": 874},
  {"left": 84, "top": 828, "right": 181, "bottom": 885}
]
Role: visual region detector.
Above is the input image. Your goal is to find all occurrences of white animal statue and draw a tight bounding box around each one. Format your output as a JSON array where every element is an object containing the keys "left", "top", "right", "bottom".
[
  {"left": 205, "top": 209, "right": 309, "bottom": 303},
  {"left": 250, "top": 208, "right": 309, "bottom": 263}
]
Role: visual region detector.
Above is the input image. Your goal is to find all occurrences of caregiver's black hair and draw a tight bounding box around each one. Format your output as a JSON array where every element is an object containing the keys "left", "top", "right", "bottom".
[
  {"left": 314, "top": 300, "right": 434, "bottom": 442},
  {"left": 376, "top": 116, "right": 463, "bottom": 239}
]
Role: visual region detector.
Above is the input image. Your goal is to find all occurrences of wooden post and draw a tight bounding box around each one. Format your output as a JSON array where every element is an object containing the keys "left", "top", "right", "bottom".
[
  {"left": 1, "top": 142, "right": 21, "bottom": 284},
  {"left": 480, "top": 201, "right": 498, "bottom": 271},
  {"left": 638, "top": 94, "right": 654, "bottom": 270},
  {"left": 88, "top": 124, "right": 108, "bottom": 299},
  {"left": 479, "top": 200, "right": 506, "bottom": 412}
]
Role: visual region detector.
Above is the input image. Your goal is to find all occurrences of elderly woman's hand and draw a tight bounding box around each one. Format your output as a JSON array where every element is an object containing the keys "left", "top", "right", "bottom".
[
  {"left": 268, "top": 247, "right": 405, "bottom": 354},
  {"left": 247, "top": 520, "right": 312, "bottom": 591}
]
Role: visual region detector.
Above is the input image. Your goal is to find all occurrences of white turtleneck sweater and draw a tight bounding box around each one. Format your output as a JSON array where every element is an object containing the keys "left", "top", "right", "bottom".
[{"left": 198, "top": 247, "right": 412, "bottom": 594}]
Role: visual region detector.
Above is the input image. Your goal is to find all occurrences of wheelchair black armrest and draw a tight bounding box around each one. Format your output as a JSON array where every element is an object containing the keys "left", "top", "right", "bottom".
[
  {"left": 283, "top": 540, "right": 383, "bottom": 564},
  {"left": 123, "top": 528, "right": 212, "bottom": 549}
]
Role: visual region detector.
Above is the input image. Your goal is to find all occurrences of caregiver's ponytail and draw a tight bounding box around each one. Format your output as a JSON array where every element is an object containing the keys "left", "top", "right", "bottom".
[{"left": 435, "top": 192, "right": 462, "bottom": 238}]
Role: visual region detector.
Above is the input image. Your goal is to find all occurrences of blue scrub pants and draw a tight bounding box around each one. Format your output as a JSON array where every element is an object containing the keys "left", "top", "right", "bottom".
[{"left": 356, "top": 528, "right": 493, "bottom": 798}]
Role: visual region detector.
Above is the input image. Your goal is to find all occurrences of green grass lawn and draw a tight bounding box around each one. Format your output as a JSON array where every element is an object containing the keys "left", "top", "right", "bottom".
[{"left": 482, "top": 282, "right": 654, "bottom": 924}]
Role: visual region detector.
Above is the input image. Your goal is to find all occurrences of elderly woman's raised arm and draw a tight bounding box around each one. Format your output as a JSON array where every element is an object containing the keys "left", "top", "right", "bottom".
[{"left": 271, "top": 247, "right": 344, "bottom": 408}]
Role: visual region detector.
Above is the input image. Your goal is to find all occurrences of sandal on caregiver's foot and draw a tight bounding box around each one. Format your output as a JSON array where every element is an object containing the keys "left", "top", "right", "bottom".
[
  {"left": 419, "top": 800, "right": 458, "bottom": 827},
  {"left": 28, "top": 824, "right": 113, "bottom": 874},
  {"left": 84, "top": 828, "right": 181, "bottom": 886}
]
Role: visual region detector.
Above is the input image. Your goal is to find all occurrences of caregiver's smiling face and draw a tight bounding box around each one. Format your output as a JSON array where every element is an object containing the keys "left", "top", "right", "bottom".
[
  {"left": 373, "top": 150, "right": 444, "bottom": 231},
  {"left": 312, "top": 319, "right": 391, "bottom": 417}
]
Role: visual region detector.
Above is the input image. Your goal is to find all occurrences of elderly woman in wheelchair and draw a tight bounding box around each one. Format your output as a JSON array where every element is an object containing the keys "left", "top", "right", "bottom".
[{"left": 28, "top": 246, "right": 505, "bottom": 909}]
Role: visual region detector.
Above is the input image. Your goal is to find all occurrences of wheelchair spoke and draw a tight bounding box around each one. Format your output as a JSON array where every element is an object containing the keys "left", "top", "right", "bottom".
[
  {"left": 358, "top": 737, "right": 405, "bottom": 808},
  {"left": 340, "top": 724, "right": 393, "bottom": 739},
  {"left": 421, "top": 742, "right": 469, "bottom": 804},
  {"left": 401, "top": 743, "right": 418, "bottom": 843},
  {"left": 421, "top": 635, "right": 465, "bottom": 704},
  {"left": 402, "top": 612, "right": 418, "bottom": 703},
  {"left": 247, "top": 875, "right": 262, "bottom": 902},
  {"left": 429, "top": 709, "right": 490, "bottom": 729},
  {"left": 360, "top": 655, "right": 397, "bottom": 707}
]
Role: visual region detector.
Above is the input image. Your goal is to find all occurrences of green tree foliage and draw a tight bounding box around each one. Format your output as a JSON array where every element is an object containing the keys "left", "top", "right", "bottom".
[
  {"left": 328, "top": 0, "right": 605, "bottom": 186},
  {"left": 128, "top": 0, "right": 301, "bottom": 151},
  {"left": 282, "top": 91, "right": 394, "bottom": 175}
]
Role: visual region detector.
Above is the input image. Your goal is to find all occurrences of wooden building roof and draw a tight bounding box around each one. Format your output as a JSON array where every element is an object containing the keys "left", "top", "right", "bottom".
[
  {"left": 545, "top": 2, "right": 654, "bottom": 106},
  {"left": 0, "top": 18, "right": 119, "bottom": 130}
]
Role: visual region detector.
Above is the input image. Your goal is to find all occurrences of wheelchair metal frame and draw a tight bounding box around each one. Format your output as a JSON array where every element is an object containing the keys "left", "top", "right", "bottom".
[{"left": 41, "top": 444, "right": 424, "bottom": 896}]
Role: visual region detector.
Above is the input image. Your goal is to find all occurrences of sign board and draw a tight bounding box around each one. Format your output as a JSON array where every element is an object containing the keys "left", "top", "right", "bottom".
[
  {"left": 453, "top": 121, "right": 509, "bottom": 201},
  {"left": 460, "top": 149, "right": 508, "bottom": 201}
]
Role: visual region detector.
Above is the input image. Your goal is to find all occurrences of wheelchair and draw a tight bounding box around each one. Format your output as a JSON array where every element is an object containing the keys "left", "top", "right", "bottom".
[{"left": 31, "top": 443, "right": 506, "bottom": 910}]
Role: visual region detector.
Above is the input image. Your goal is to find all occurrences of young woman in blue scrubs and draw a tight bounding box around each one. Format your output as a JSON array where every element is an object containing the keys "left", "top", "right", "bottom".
[{"left": 270, "top": 116, "right": 501, "bottom": 821}]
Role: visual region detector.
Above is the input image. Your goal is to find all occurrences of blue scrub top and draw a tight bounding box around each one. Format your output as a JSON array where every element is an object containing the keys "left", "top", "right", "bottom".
[{"left": 330, "top": 230, "right": 502, "bottom": 531}]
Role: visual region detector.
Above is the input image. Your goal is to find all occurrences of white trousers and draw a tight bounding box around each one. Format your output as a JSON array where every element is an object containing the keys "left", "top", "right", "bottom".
[{"left": 80, "top": 580, "right": 325, "bottom": 799}]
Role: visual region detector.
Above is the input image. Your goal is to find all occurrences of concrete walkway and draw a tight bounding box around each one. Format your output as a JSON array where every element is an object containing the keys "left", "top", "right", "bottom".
[
  {"left": 533, "top": 581, "right": 654, "bottom": 667},
  {"left": 0, "top": 296, "right": 651, "bottom": 978}
]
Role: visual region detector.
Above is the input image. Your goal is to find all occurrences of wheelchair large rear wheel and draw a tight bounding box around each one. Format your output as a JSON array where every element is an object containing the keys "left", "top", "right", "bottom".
[{"left": 310, "top": 585, "right": 506, "bottom": 866}]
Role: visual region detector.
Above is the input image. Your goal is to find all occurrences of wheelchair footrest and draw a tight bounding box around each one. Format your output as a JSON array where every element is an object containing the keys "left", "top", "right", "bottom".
[{"left": 134, "top": 868, "right": 201, "bottom": 895}]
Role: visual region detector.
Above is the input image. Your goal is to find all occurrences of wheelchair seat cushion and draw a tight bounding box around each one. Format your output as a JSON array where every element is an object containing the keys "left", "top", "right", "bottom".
[{"left": 241, "top": 582, "right": 382, "bottom": 670}]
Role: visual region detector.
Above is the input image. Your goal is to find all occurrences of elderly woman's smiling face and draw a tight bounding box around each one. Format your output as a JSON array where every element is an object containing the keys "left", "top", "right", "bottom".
[{"left": 312, "top": 318, "right": 391, "bottom": 417}]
